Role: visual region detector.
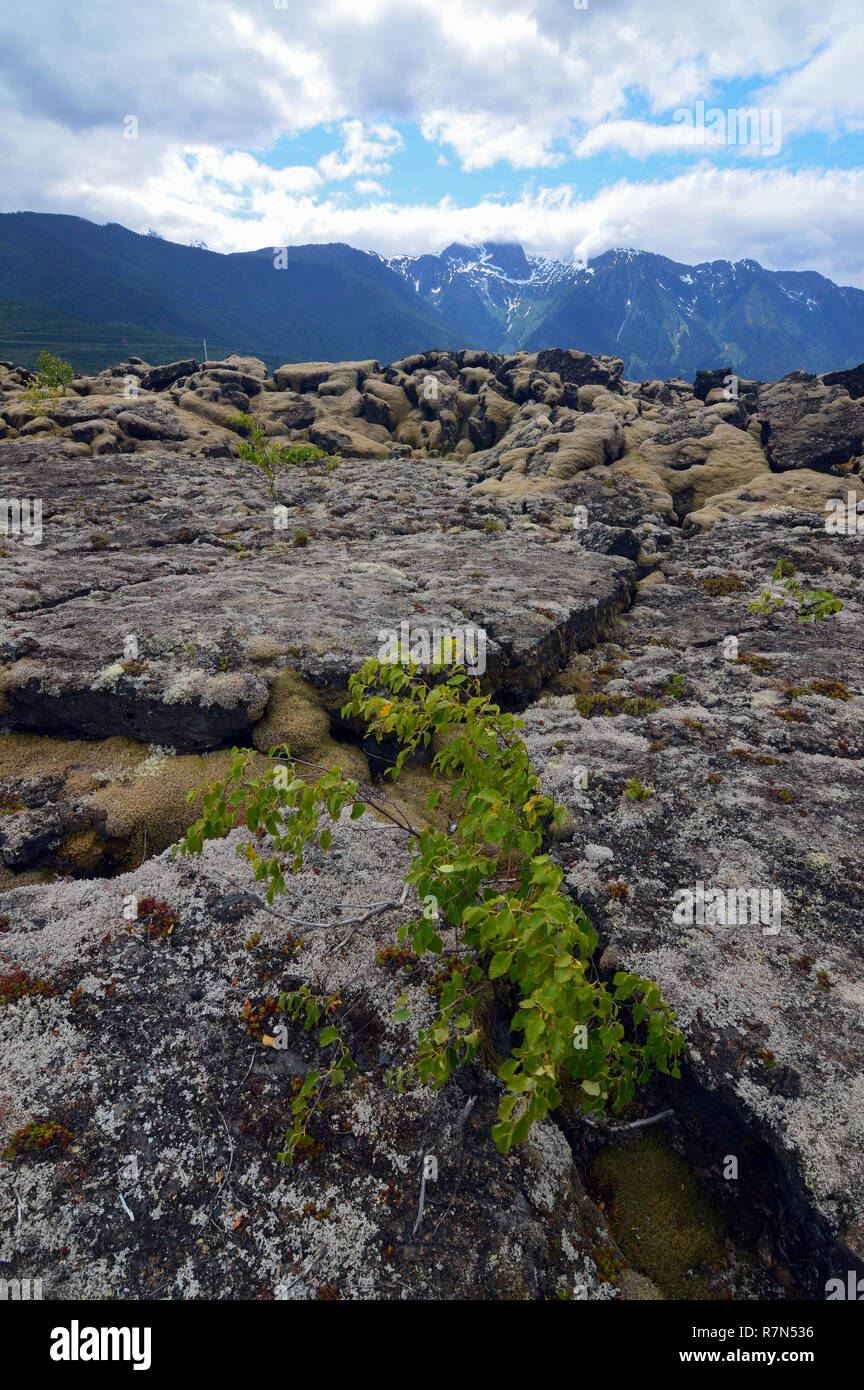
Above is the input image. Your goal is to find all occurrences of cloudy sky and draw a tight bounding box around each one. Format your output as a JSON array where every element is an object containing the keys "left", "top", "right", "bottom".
[{"left": 2, "top": 0, "right": 863, "bottom": 281}]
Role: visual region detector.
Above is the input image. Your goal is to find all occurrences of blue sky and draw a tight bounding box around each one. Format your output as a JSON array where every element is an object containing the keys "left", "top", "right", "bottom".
[{"left": 2, "top": 0, "right": 863, "bottom": 282}]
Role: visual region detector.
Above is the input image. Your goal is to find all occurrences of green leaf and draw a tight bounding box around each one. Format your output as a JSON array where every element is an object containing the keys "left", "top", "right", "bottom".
[{"left": 489, "top": 950, "right": 513, "bottom": 980}]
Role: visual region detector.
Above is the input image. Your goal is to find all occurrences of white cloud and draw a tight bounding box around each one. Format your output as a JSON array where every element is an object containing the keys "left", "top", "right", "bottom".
[
  {"left": 0, "top": 0, "right": 863, "bottom": 287},
  {"left": 317, "top": 120, "right": 403, "bottom": 181},
  {"left": 574, "top": 119, "right": 705, "bottom": 159},
  {"left": 758, "top": 22, "right": 864, "bottom": 134}
]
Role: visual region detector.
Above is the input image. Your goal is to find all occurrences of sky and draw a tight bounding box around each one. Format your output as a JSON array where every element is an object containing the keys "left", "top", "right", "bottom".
[{"left": 1, "top": 0, "right": 863, "bottom": 282}]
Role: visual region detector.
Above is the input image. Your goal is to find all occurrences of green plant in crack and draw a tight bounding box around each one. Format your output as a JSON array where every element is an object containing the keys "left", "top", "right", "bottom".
[
  {"left": 748, "top": 562, "right": 842, "bottom": 623},
  {"left": 176, "top": 660, "right": 684, "bottom": 1157},
  {"left": 623, "top": 777, "right": 653, "bottom": 801},
  {"left": 228, "top": 412, "right": 337, "bottom": 500}
]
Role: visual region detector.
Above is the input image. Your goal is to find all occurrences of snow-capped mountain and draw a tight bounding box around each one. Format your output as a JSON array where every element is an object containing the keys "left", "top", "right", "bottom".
[
  {"left": 388, "top": 242, "right": 864, "bottom": 382},
  {"left": 1, "top": 213, "right": 863, "bottom": 382}
]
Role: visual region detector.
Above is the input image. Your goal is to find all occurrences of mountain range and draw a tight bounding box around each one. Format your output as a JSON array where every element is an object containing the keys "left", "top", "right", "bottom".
[{"left": 1, "top": 211, "right": 862, "bottom": 381}]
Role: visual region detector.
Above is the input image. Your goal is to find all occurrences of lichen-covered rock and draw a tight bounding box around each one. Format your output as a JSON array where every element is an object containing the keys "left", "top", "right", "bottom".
[
  {"left": 0, "top": 819, "right": 634, "bottom": 1301},
  {"left": 525, "top": 511, "right": 864, "bottom": 1295},
  {"left": 757, "top": 371, "right": 864, "bottom": 472}
]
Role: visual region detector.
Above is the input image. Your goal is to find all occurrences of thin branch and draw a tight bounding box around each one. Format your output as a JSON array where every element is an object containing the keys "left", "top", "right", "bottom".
[
  {"left": 204, "top": 865, "right": 410, "bottom": 936},
  {"left": 431, "top": 1095, "right": 476, "bottom": 1238},
  {"left": 275, "top": 1242, "right": 327, "bottom": 1300},
  {"left": 329, "top": 883, "right": 410, "bottom": 955},
  {"left": 583, "top": 1108, "right": 673, "bottom": 1133},
  {"left": 412, "top": 1158, "right": 429, "bottom": 1238}
]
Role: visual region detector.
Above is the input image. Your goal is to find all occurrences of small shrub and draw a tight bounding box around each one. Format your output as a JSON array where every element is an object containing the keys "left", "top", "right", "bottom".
[
  {"left": 177, "top": 661, "right": 684, "bottom": 1158},
  {"left": 21, "top": 350, "right": 74, "bottom": 415},
  {"left": 808, "top": 679, "right": 850, "bottom": 700},
  {"left": 735, "top": 654, "right": 775, "bottom": 674},
  {"left": 0, "top": 966, "right": 56, "bottom": 1005},
  {"left": 748, "top": 562, "right": 842, "bottom": 623},
  {"left": 728, "top": 748, "right": 783, "bottom": 766},
  {"left": 623, "top": 777, "right": 653, "bottom": 800},
  {"left": 119, "top": 658, "right": 147, "bottom": 678},
  {"left": 573, "top": 693, "right": 660, "bottom": 719},
  {"left": 2, "top": 1119, "right": 72, "bottom": 1159},
  {"left": 135, "top": 896, "right": 178, "bottom": 938},
  {"left": 228, "top": 413, "right": 336, "bottom": 499},
  {"left": 376, "top": 945, "right": 419, "bottom": 971}
]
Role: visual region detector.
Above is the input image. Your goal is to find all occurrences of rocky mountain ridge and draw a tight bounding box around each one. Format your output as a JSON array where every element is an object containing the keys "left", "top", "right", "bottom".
[{"left": 2, "top": 212, "right": 864, "bottom": 381}]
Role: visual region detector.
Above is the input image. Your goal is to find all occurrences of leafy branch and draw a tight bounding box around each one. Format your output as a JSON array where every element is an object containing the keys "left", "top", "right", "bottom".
[
  {"left": 748, "top": 561, "right": 842, "bottom": 623},
  {"left": 176, "top": 660, "right": 684, "bottom": 1157},
  {"left": 227, "top": 412, "right": 339, "bottom": 500}
]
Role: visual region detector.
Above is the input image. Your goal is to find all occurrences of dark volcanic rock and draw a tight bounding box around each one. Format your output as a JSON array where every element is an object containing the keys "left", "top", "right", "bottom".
[
  {"left": 0, "top": 449, "right": 635, "bottom": 748},
  {"left": 141, "top": 358, "right": 200, "bottom": 391},
  {"left": 821, "top": 361, "right": 864, "bottom": 399},
  {"left": 757, "top": 372, "right": 864, "bottom": 472}
]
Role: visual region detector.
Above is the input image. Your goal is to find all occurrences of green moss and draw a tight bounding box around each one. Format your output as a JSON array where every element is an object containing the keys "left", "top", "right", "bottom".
[
  {"left": 700, "top": 574, "right": 745, "bottom": 596},
  {"left": 735, "top": 654, "right": 775, "bottom": 674},
  {"left": 808, "top": 679, "right": 850, "bottom": 700},
  {"left": 588, "top": 1132, "right": 726, "bottom": 1299},
  {"left": 573, "top": 693, "right": 660, "bottom": 718}
]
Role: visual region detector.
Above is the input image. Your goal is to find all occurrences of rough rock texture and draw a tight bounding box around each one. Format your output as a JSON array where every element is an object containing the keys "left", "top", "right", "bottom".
[
  {"left": 528, "top": 512, "right": 864, "bottom": 1295},
  {"left": 0, "top": 820, "right": 646, "bottom": 1301},
  {"left": 0, "top": 449, "right": 635, "bottom": 749},
  {"left": 757, "top": 372, "right": 864, "bottom": 473}
]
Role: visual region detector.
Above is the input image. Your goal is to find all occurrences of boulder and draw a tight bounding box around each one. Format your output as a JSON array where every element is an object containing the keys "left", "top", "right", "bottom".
[
  {"left": 141, "top": 358, "right": 199, "bottom": 391},
  {"left": 757, "top": 372, "right": 864, "bottom": 472}
]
